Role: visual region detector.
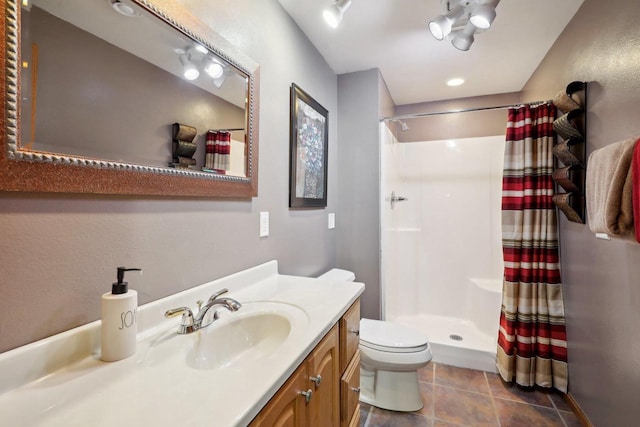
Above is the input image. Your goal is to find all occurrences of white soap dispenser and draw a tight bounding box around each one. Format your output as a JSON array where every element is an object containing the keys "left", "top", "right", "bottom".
[{"left": 101, "top": 267, "right": 142, "bottom": 362}]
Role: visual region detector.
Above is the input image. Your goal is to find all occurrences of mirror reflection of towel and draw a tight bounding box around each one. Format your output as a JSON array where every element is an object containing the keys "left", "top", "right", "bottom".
[{"left": 586, "top": 137, "right": 638, "bottom": 239}]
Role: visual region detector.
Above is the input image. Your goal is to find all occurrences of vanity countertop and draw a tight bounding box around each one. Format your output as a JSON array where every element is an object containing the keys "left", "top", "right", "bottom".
[{"left": 0, "top": 261, "right": 364, "bottom": 426}]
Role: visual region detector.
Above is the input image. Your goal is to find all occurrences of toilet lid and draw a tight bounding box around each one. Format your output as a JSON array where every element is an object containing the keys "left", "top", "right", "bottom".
[{"left": 359, "top": 318, "right": 429, "bottom": 353}]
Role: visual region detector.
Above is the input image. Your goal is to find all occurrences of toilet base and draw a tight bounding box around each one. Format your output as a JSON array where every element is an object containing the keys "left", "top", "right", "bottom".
[{"left": 359, "top": 365, "right": 424, "bottom": 412}]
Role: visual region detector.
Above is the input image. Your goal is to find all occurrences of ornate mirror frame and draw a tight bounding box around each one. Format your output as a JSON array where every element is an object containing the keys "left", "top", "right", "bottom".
[{"left": 0, "top": 0, "right": 259, "bottom": 197}]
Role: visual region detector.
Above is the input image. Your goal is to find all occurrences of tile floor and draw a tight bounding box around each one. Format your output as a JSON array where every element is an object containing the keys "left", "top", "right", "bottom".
[{"left": 359, "top": 363, "right": 583, "bottom": 427}]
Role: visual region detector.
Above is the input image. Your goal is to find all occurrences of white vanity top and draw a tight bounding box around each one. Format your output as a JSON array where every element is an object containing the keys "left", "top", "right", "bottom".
[{"left": 0, "top": 261, "right": 364, "bottom": 426}]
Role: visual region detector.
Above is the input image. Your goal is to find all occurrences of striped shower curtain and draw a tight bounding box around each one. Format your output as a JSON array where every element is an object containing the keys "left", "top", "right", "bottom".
[
  {"left": 497, "top": 102, "right": 568, "bottom": 393},
  {"left": 205, "top": 130, "right": 231, "bottom": 174}
]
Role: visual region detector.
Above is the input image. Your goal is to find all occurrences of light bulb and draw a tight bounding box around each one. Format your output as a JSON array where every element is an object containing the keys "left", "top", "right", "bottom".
[{"left": 204, "top": 58, "right": 224, "bottom": 79}]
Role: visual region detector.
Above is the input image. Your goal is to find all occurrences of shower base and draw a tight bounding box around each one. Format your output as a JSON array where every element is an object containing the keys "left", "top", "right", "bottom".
[{"left": 391, "top": 314, "right": 498, "bottom": 373}]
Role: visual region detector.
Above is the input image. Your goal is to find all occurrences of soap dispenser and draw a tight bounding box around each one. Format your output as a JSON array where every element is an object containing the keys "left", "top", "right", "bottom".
[{"left": 101, "top": 267, "right": 142, "bottom": 362}]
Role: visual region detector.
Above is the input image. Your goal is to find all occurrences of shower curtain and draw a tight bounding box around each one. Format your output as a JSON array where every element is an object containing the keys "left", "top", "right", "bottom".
[{"left": 497, "top": 102, "right": 568, "bottom": 393}]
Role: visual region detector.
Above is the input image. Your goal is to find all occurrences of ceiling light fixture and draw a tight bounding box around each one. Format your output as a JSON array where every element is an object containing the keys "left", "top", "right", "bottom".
[
  {"left": 451, "top": 22, "right": 477, "bottom": 51},
  {"left": 428, "top": 0, "right": 499, "bottom": 50},
  {"left": 428, "top": 5, "right": 465, "bottom": 41},
  {"left": 323, "top": 0, "right": 352, "bottom": 28},
  {"left": 470, "top": 3, "right": 497, "bottom": 29}
]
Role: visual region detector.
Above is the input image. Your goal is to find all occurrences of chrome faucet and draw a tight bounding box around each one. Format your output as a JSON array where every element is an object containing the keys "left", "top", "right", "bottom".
[{"left": 164, "top": 288, "right": 242, "bottom": 334}]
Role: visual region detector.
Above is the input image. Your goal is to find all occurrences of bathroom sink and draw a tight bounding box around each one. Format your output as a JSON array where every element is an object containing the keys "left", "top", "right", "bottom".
[{"left": 186, "top": 302, "right": 309, "bottom": 370}]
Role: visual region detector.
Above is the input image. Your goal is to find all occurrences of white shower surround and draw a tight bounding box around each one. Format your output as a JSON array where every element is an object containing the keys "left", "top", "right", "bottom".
[{"left": 380, "top": 124, "right": 505, "bottom": 372}]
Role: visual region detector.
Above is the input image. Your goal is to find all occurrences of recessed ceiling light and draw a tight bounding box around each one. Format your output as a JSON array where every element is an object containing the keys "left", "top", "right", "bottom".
[{"left": 446, "top": 78, "right": 465, "bottom": 87}]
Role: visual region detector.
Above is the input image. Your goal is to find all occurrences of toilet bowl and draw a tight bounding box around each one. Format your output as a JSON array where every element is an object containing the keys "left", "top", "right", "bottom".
[{"left": 317, "top": 269, "right": 432, "bottom": 412}]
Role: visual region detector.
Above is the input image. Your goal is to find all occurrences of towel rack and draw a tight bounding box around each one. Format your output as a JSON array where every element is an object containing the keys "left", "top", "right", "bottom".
[{"left": 551, "top": 81, "right": 587, "bottom": 224}]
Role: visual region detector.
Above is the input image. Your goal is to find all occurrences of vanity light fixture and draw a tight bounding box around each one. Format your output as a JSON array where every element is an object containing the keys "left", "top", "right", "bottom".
[
  {"left": 179, "top": 54, "right": 199, "bottom": 81},
  {"left": 323, "top": 0, "right": 352, "bottom": 28},
  {"left": 428, "top": 0, "right": 500, "bottom": 50}
]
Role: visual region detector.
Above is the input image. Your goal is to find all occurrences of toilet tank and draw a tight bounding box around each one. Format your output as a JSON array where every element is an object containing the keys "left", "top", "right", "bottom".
[{"left": 318, "top": 268, "right": 356, "bottom": 282}]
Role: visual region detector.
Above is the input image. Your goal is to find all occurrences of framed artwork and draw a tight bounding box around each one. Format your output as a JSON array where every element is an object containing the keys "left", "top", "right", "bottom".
[{"left": 289, "top": 83, "right": 329, "bottom": 208}]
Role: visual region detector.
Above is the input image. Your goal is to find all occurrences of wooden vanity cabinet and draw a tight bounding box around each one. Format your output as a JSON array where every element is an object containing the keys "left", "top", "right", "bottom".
[
  {"left": 249, "top": 362, "right": 308, "bottom": 426},
  {"left": 339, "top": 300, "right": 360, "bottom": 427},
  {"left": 250, "top": 299, "right": 360, "bottom": 427}
]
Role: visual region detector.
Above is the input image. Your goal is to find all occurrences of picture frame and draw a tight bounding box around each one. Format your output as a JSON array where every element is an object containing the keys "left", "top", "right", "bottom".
[{"left": 289, "top": 83, "right": 329, "bottom": 208}]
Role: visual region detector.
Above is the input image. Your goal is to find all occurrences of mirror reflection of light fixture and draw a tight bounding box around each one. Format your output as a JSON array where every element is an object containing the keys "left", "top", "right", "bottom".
[
  {"left": 428, "top": 0, "right": 499, "bottom": 50},
  {"left": 203, "top": 57, "right": 224, "bottom": 79},
  {"left": 179, "top": 54, "right": 199, "bottom": 80},
  {"left": 109, "top": 0, "right": 139, "bottom": 18},
  {"left": 323, "top": 0, "right": 352, "bottom": 28},
  {"left": 213, "top": 74, "right": 226, "bottom": 89}
]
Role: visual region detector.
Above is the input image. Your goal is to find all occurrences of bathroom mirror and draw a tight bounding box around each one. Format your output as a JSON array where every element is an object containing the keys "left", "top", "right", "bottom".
[{"left": 0, "top": 0, "right": 260, "bottom": 197}]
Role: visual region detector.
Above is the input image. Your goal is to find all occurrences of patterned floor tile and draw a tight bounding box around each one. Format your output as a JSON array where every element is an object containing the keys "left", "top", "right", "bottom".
[
  {"left": 367, "top": 407, "right": 432, "bottom": 427},
  {"left": 418, "top": 362, "right": 435, "bottom": 383},
  {"left": 433, "top": 419, "right": 466, "bottom": 427},
  {"left": 360, "top": 403, "right": 372, "bottom": 427},
  {"left": 434, "top": 364, "right": 491, "bottom": 394},
  {"left": 434, "top": 385, "right": 499, "bottom": 426},
  {"left": 559, "top": 410, "right": 583, "bottom": 427},
  {"left": 358, "top": 364, "right": 583, "bottom": 427},
  {"left": 414, "top": 380, "right": 435, "bottom": 418},
  {"left": 494, "top": 399, "right": 566, "bottom": 427},
  {"left": 485, "top": 373, "right": 554, "bottom": 407},
  {"left": 549, "top": 392, "right": 573, "bottom": 412}
]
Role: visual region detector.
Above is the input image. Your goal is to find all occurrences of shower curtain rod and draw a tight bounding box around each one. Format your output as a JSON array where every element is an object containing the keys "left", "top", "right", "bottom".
[{"left": 381, "top": 99, "right": 552, "bottom": 122}]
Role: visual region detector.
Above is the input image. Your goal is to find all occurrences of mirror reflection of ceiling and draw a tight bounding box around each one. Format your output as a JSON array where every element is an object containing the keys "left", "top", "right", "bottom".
[
  {"left": 21, "top": 0, "right": 250, "bottom": 177},
  {"left": 31, "top": 0, "right": 247, "bottom": 108}
]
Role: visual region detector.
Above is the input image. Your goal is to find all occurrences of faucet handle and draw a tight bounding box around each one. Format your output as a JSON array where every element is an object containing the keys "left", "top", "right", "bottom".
[
  {"left": 208, "top": 288, "right": 229, "bottom": 303},
  {"left": 164, "top": 307, "right": 196, "bottom": 334},
  {"left": 164, "top": 306, "right": 194, "bottom": 319}
]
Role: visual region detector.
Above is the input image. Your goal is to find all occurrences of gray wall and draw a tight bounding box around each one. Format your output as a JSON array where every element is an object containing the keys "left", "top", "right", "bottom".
[
  {"left": 395, "top": 92, "right": 522, "bottom": 142},
  {"left": 521, "top": 0, "right": 640, "bottom": 424},
  {"left": 26, "top": 6, "right": 244, "bottom": 168},
  {"left": 336, "top": 69, "right": 385, "bottom": 320},
  {"left": 0, "top": 0, "right": 338, "bottom": 353}
]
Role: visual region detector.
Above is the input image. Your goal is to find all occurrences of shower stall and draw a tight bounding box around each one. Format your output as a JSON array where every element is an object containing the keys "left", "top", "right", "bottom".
[{"left": 380, "top": 123, "right": 505, "bottom": 372}]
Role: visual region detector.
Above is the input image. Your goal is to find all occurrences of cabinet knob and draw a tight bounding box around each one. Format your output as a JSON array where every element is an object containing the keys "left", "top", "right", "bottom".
[
  {"left": 351, "top": 387, "right": 361, "bottom": 393},
  {"left": 349, "top": 329, "right": 360, "bottom": 336},
  {"left": 310, "top": 375, "right": 322, "bottom": 387},
  {"left": 300, "top": 389, "right": 313, "bottom": 403}
]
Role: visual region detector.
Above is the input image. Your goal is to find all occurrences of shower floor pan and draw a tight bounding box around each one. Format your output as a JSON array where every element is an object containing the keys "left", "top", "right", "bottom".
[{"left": 391, "top": 314, "right": 498, "bottom": 373}]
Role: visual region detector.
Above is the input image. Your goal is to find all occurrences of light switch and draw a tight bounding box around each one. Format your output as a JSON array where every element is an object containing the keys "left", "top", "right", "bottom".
[
  {"left": 328, "top": 213, "right": 335, "bottom": 229},
  {"left": 260, "top": 211, "right": 269, "bottom": 237}
]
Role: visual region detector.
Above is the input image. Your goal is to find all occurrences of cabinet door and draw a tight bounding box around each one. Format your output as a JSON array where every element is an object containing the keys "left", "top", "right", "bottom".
[
  {"left": 307, "top": 324, "right": 340, "bottom": 426},
  {"left": 250, "top": 363, "right": 309, "bottom": 427},
  {"left": 340, "top": 350, "right": 361, "bottom": 427},
  {"left": 339, "top": 300, "right": 360, "bottom": 372}
]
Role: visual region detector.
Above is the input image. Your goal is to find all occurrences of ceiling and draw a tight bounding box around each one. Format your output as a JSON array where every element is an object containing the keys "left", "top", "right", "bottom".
[{"left": 278, "top": 0, "right": 584, "bottom": 106}]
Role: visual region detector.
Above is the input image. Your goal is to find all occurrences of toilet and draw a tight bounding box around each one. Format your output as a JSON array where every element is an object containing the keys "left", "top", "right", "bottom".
[{"left": 318, "top": 269, "right": 432, "bottom": 412}]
